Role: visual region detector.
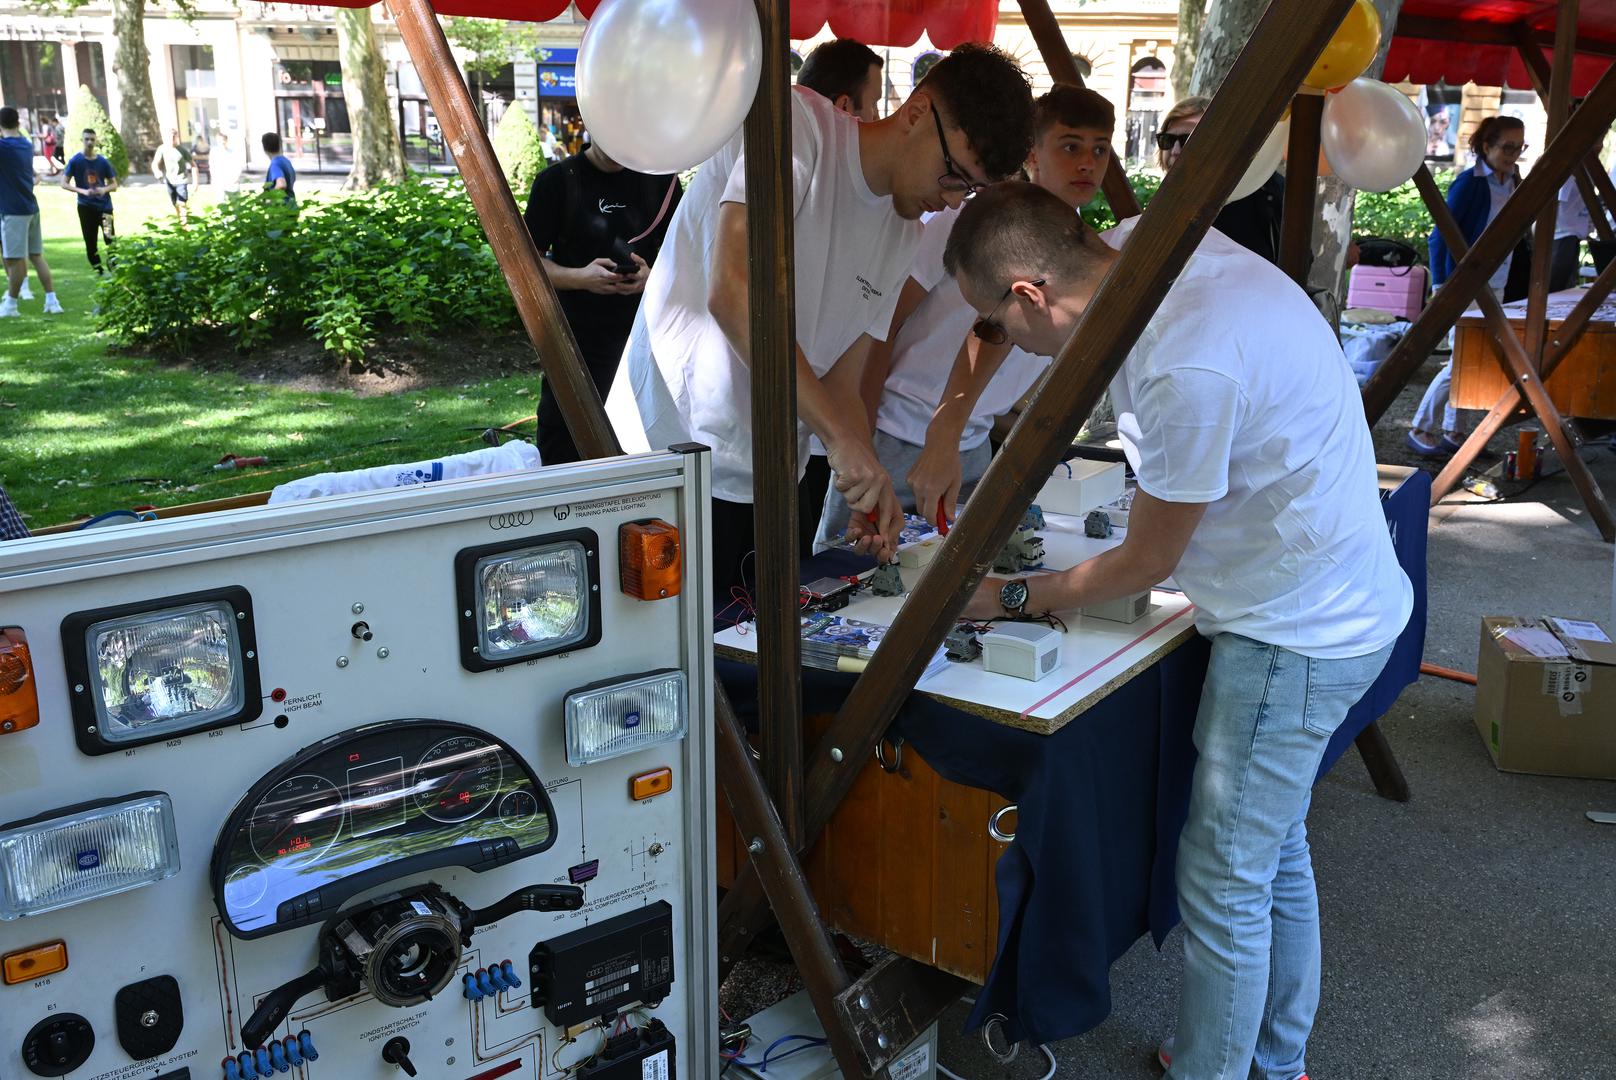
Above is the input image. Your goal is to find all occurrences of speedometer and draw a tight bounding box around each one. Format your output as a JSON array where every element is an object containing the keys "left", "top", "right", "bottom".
[
  {"left": 412, "top": 736, "right": 503, "bottom": 824},
  {"left": 249, "top": 774, "right": 343, "bottom": 867},
  {"left": 213, "top": 720, "right": 556, "bottom": 938}
]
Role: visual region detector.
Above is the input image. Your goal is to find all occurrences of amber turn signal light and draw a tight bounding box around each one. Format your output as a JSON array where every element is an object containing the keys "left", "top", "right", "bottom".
[
  {"left": 0, "top": 627, "right": 39, "bottom": 735},
  {"left": 619, "top": 519, "right": 682, "bottom": 600},
  {"left": 630, "top": 767, "right": 673, "bottom": 801},
  {"left": 3, "top": 941, "right": 67, "bottom": 985}
]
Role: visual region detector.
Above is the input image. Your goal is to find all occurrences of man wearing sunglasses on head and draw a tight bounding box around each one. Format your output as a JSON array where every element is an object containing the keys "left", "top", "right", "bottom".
[
  {"left": 822, "top": 85, "right": 1116, "bottom": 544},
  {"left": 946, "top": 182, "right": 1411, "bottom": 1080},
  {"left": 608, "top": 44, "right": 1033, "bottom": 611}
]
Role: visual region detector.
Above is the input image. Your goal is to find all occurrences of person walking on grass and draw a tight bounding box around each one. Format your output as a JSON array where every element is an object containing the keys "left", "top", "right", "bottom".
[
  {"left": 262, "top": 132, "right": 297, "bottom": 207},
  {"left": 0, "top": 106, "right": 62, "bottom": 317},
  {"left": 152, "top": 127, "right": 197, "bottom": 225},
  {"left": 62, "top": 127, "right": 118, "bottom": 274}
]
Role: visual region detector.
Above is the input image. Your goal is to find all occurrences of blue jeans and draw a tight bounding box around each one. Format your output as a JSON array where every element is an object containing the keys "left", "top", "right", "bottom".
[{"left": 1168, "top": 633, "right": 1394, "bottom": 1080}]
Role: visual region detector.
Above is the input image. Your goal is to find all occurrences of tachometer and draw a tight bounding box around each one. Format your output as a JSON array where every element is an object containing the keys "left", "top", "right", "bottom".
[
  {"left": 249, "top": 774, "right": 343, "bottom": 867},
  {"left": 412, "top": 736, "right": 503, "bottom": 824}
]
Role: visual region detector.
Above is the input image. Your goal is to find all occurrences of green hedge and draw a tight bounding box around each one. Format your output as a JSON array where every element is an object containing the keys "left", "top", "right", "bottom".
[
  {"left": 1079, "top": 168, "right": 1454, "bottom": 262},
  {"left": 96, "top": 179, "right": 517, "bottom": 361},
  {"left": 68, "top": 86, "right": 128, "bottom": 181}
]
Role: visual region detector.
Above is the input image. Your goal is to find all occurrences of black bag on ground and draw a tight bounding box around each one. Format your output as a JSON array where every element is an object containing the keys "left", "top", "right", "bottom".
[{"left": 1357, "top": 237, "right": 1418, "bottom": 268}]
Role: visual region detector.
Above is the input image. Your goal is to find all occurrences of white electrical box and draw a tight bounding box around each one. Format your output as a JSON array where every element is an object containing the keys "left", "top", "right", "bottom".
[
  {"left": 0, "top": 451, "right": 718, "bottom": 1080},
  {"left": 980, "top": 622, "right": 1063, "bottom": 682},
  {"left": 1083, "top": 589, "right": 1152, "bottom": 624},
  {"left": 1035, "top": 458, "right": 1126, "bottom": 518},
  {"left": 732, "top": 989, "right": 938, "bottom": 1080}
]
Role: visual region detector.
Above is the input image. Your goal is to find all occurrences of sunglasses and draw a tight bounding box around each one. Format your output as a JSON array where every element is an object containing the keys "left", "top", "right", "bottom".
[
  {"left": 972, "top": 278, "right": 1045, "bottom": 345},
  {"left": 932, "top": 108, "right": 986, "bottom": 197},
  {"left": 1155, "top": 131, "right": 1192, "bottom": 152}
]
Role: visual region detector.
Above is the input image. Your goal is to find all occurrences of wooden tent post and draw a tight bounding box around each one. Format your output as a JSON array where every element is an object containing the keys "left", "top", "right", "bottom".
[
  {"left": 743, "top": 0, "right": 807, "bottom": 850},
  {"left": 1359, "top": 61, "right": 1616, "bottom": 426},
  {"left": 1016, "top": 0, "right": 1142, "bottom": 218},
  {"left": 1280, "top": 92, "right": 1324, "bottom": 285},
  {"left": 1413, "top": 165, "right": 1616, "bottom": 539},
  {"left": 718, "top": 0, "right": 1363, "bottom": 980},
  {"left": 1523, "top": 0, "right": 1579, "bottom": 361}
]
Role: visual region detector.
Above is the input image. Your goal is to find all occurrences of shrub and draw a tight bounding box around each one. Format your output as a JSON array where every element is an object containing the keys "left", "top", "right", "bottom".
[
  {"left": 1078, "top": 166, "right": 1453, "bottom": 265},
  {"left": 96, "top": 178, "right": 517, "bottom": 360},
  {"left": 493, "top": 104, "right": 547, "bottom": 199},
  {"left": 67, "top": 86, "right": 128, "bottom": 180},
  {"left": 1351, "top": 169, "right": 1454, "bottom": 258}
]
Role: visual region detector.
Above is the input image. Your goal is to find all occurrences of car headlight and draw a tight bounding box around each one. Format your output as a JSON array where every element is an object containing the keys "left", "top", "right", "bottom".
[
  {"left": 62, "top": 588, "right": 261, "bottom": 754},
  {"left": 564, "top": 669, "right": 688, "bottom": 766},
  {"left": 0, "top": 792, "right": 182, "bottom": 920},
  {"left": 455, "top": 531, "right": 602, "bottom": 671}
]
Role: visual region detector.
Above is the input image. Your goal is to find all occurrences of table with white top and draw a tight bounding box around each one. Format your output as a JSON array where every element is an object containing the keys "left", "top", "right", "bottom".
[{"left": 715, "top": 510, "right": 1195, "bottom": 735}]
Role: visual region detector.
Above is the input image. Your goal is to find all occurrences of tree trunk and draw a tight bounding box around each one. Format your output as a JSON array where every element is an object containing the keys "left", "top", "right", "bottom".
[
  {"left": 1190, "top": 0, "right": 1406, "bottom": 316},
  {"left": 110, "top": 0, "right": 160, "bottom": 170},
  {"left": 1173, "top": 0, "right": 1207, "bottom": 99},
  {"left": 336, "top": 6, "right": 407, "bottom": 190}
]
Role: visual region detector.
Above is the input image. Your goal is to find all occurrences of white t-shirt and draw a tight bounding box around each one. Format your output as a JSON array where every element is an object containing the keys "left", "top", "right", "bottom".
[
  {"left": 877, "top": 207, "right": 1056, "bottom": 451},
  {"left": 609, "top": 87, "right": 923, "bottom": 502},
  {"left": 1557, "top": 175, "right": 1592, "bottom": 241},
  {"left": 1105, "top": 218, "right": 1412, "bottom": 659}
]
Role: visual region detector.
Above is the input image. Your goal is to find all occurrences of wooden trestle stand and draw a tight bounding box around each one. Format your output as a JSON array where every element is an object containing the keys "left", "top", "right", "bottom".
[{"left": 374, "top": 0, "right": 1402, "bottom": 1072}]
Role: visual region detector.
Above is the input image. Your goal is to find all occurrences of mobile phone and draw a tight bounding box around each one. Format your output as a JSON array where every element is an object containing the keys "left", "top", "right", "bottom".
[{"left": 613, "top": 260, "right": 637, "bottom": 276}]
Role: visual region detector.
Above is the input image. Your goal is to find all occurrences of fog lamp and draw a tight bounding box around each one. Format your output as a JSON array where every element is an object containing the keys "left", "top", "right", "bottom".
[
  {"left": 564, "top": 669, "right": 687, "bottom": 766},
  {"left": 0, "top": 792, "right": 181, "bottom": 920}
]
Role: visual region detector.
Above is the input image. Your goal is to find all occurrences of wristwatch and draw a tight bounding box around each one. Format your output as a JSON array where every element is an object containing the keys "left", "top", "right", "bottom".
[{"left": 999, "top": 578, "right": 1030, "bottom": 618}]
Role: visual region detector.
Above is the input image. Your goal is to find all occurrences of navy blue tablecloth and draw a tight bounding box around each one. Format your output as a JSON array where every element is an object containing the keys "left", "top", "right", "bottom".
[{"left": 718, "top": 469, "right": 1429, "bottom": 1046}]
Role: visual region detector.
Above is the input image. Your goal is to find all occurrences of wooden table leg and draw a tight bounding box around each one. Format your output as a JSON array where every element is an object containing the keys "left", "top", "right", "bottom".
[{"left": 1354, "top": 722, "right": 1410, "bottom": 802}]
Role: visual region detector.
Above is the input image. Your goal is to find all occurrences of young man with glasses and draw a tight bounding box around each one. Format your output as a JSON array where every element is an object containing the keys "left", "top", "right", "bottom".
[
  {"left": 607, "top": 43, "right": 1034, "bottom": 611},
  {"left": 822, "top": 86, "right": 1115, "bottom": 544},
  {"left": 945, "top": 182, "right": 1411, "bottom": 1080}
]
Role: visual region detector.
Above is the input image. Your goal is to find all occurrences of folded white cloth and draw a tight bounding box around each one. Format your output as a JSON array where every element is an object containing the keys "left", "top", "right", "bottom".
[{"left": 268, "top": 440, "right": 542, "bottom": 504}]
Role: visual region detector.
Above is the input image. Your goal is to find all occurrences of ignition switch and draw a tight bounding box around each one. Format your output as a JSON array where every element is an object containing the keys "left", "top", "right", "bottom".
[{"left": 382, "top": 1036, "right": 418, "bottom": 1076}]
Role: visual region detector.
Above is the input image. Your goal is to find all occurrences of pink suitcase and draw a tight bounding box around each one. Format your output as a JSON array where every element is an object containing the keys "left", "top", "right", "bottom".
[{"left": 1347, "top": 265, "right": 1427, "bottom": 321}]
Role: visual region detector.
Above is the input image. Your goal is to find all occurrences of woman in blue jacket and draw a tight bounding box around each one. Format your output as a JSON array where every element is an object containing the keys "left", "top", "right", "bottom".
[{"left": 1411, "top": 115, "right": 1528, "bottom": 455}]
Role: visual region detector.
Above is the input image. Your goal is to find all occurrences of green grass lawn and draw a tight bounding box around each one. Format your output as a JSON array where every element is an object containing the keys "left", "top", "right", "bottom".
[{"left": 1, "top": 181, "right": 537, "bottom": 531}]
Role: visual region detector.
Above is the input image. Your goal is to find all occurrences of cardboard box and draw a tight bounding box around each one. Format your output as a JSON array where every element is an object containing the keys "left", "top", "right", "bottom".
[{"left": 1474, "top": 616, "right": 1616, "bottom": 780}]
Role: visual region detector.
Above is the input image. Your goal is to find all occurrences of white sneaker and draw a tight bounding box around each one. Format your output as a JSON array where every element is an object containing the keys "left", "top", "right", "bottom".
[
  {"left": 18, "top": 282, "right": 32, "bottom": 300},
  {"left": 0, "top": 296, "right": 18, "bottom": 317},
  {"left": 43, "top": 295, "right": 63, "bottom": 315}
]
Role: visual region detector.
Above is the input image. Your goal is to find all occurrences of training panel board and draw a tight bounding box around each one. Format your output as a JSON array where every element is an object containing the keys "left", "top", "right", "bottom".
[{"left": 0, "top": 451, "right": 716, "bottom": 1080}]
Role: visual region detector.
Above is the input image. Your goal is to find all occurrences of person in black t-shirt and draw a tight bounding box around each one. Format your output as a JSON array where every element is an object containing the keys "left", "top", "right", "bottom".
[{"left": 523, "top": 138, "right": 681, "bottom": 464}]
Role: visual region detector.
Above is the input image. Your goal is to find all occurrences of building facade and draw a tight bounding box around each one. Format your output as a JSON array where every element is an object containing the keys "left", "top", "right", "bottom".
[
  {"left": 0, "top": 0, "right": 1548, "bottom": 178},
  {"left": 0, "top": 0, "right": 585, "bottom": 173}
]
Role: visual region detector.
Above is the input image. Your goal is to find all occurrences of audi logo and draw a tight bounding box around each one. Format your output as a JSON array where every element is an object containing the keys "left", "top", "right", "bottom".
[{"left": 489, "top": 511, "right": 535, "bottom": 530}]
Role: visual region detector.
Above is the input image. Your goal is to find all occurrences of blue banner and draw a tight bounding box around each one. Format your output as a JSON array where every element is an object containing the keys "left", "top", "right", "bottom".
[{"left": 537, "top": 65, "right": 576, "bottom": 97}]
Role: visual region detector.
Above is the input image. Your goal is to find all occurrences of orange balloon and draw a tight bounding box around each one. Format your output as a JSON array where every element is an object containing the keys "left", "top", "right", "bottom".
[{"left": 1304, "top": 0, "right": 1382, "bottom": 91}]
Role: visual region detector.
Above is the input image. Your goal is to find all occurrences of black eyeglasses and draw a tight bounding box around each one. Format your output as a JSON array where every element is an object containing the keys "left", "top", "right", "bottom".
[
  {"left": 1495, "top": 141, "right": 1528, "bottom": 155},
  {"left": 1155, "top": 131, "right": 1192, "bottom": 153},
  {"left": 932, "top": 108, "right": 986, "bottom": 197},
  {"left": 972, "top": 278, "right": 1044, "bottom": 345}
]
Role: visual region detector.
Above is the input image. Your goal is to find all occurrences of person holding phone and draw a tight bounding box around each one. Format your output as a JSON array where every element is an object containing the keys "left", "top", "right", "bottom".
[
  {"left": 523, "top": 134, "right": 683, "bottom": 465},
  {"left": 62, "top": 127, "right": 118, "bottom": 274}
]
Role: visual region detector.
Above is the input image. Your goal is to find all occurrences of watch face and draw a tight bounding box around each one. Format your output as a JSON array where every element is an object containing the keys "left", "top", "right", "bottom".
[{"left": 1000, "top": 580, "right": 1029, "bottom": 612}]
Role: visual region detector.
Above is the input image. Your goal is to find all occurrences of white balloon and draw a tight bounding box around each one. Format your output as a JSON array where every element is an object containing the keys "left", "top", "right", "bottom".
[
  {"left": 1321, "top": 77, "right": 1427, "bottom": 193},
  {"left": 1227, "top": 117, "right": 1289, "bottom": 204},
  {"left": 577, "top": 0, "right": 762, "bottom": 175}
]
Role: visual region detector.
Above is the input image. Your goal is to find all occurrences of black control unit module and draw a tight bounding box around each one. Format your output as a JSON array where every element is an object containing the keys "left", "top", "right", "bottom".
[
  {"left": 576, "top": 1019, "right": 677, "bottom": 1079},
  {"left": 530, "top": 901, "right": 675, "bottom": 1026}
]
